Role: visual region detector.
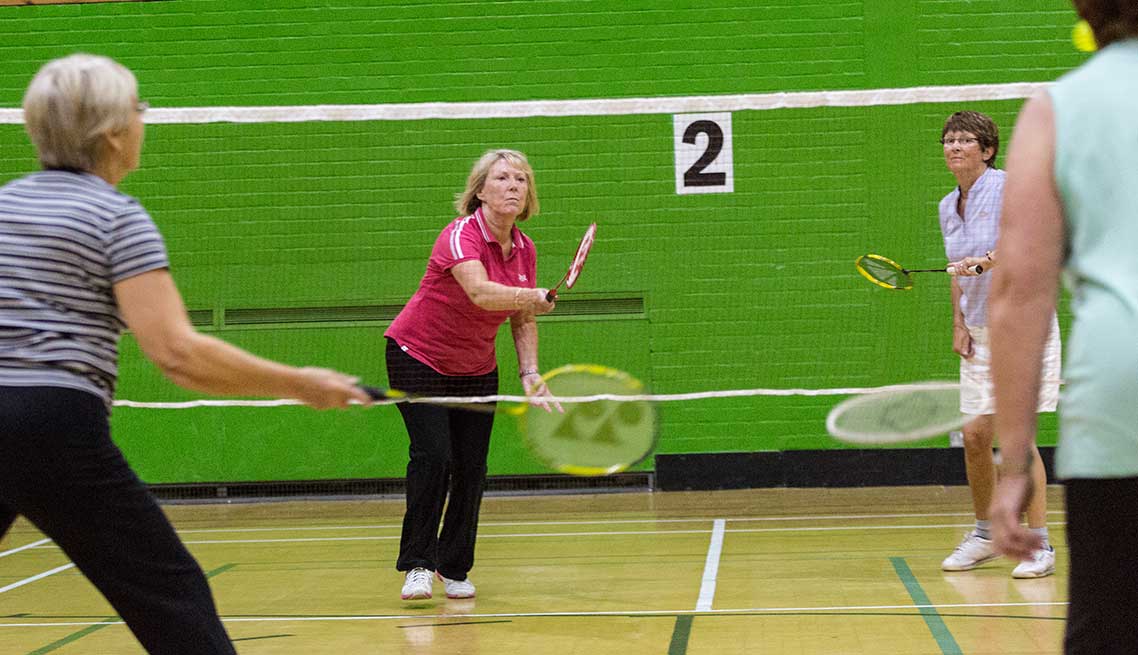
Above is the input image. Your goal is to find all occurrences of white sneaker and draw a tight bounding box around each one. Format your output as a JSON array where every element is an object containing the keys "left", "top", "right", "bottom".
[
  {"left": 1012, "top": 546, "right": 1056, "bottom": 579},
  {"left": 437, "top": 572, "right": 476, "bottom": 599},
  {"left": 941, "top": 532, "right": 1000, "bottom": 571},
  {"left": 401, "top": 567, "right": 433, "bottom": 600}
]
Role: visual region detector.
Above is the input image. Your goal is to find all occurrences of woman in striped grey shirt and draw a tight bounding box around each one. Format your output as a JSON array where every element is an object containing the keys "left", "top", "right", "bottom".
[{"left": 0, "top": 54, "right": 369, "bottom": 654}]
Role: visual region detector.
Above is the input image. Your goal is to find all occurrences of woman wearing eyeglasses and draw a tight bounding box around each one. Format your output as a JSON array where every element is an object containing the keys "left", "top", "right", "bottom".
[{"left": 934, "top": 110, "right": 1062, "bottom": 579}]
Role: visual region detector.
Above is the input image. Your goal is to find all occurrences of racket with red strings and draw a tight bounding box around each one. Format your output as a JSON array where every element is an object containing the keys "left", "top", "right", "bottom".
[{"left": 546, "top": 223, "right": 596, "bottom": 302}]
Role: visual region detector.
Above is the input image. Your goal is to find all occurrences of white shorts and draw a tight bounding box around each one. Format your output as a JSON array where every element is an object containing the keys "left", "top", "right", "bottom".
[{"left": 959, "top": 322, "right": 1061, "bottom": 416}]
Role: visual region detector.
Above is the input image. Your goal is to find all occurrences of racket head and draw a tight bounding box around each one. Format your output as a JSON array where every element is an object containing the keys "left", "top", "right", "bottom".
[
  {"left": 826, "top": 382, "right": 966, "bottom": 444},
  {"left": 521, "top": 363, "right": 657, "bottom": 476},
  {"left": 855, "top": 253, "right": 913, "bottom": 291},
  {"left": 563, "top": 223, "right": 597, "bottom": 289}
]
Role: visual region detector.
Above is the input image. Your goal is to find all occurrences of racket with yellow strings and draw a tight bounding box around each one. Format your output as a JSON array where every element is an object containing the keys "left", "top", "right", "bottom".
[
  {"left": 855, "top": 253, "right": 981, "bottom": 291},
  {"left": 520, "top": 364, "right": 657, "bottom": 476},
  {"left": 362, "top": 363, "right": 657, "bottom": 476}
]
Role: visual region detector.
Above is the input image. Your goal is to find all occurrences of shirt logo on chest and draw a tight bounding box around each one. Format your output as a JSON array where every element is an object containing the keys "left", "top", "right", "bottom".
[{"left": 518, "top": 274, "right": 528, "bottom": 282}]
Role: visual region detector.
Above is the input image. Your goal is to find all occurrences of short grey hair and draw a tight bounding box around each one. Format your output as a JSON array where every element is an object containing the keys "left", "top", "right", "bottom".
[
  {"left": 22, "top": 53, "right": 139, "bottom": 172},
  {"left": 454, "top": 149, "right": 539, "bottom": 221}
]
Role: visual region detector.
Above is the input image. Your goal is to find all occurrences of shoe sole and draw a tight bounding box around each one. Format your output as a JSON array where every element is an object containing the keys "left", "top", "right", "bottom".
[
  {"left": 1012, "top": 567, "right": 1056, "bottom": 579},
  {"left": 437, "top": 572, "right": 475, "bottom": 599},
  {"left": 401, "top": 592, "right": 432, "bottom": 600},
  {"left": 941, "top": 553, "right": 1001, "bottom": 571}
]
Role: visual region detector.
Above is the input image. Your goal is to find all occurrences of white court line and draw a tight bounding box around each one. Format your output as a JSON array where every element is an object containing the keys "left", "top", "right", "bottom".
[
  {"left": 19, "top": 521, "right": 1068, "bottom": 549},
  {"left": 172, "top": 510, "right": 1067, "bottom": 535},
  {"left": 0, "top": 538, "right": 51, "bottom": 559},
  {"left": 695, "top": 519, "right": 726, "bottom": 611},
  {"left": 0, "top": 599, "right": 1069, "bottom": 629},
  {"left": 0, "top": 564, "right": 75, "bottom": 595}
]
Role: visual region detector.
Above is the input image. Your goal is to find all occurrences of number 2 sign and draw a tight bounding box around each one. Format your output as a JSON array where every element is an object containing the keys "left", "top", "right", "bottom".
[{"left": 673, "top": 113, "right": 734, "bottom": 195}]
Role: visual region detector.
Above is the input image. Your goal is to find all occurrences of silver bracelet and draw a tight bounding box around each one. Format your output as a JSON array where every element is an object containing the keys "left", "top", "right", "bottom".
[{"left": 519, "top": 368, "right": 539, "bottom": 377}]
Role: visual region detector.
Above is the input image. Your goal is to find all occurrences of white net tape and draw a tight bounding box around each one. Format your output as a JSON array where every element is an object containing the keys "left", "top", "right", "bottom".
[{"left": 113, "top": 382, "right": 961, "bottom": 409}]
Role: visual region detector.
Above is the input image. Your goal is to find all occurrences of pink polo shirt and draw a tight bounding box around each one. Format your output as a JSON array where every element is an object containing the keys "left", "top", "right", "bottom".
[{"left": 385, "top": 207, "right": 537, "bottom": 376}]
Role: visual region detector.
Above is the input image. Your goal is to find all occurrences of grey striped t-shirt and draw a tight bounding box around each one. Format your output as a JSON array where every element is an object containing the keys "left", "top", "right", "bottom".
[{"left": 0, "top": 170, "right": 169, "bottom": 405}]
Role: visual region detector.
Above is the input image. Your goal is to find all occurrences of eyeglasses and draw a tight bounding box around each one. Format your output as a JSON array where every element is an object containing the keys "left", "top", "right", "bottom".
[
  {"left": 941, "top": 137, "right": 979, "bottom": 147},
  {"left": 136, "top": 101, "right": 150, "bottom": 114}
]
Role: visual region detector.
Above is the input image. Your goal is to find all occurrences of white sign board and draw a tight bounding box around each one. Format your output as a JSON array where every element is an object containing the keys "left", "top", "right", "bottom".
[{"left": 673, "top": 113, "right": 734, "bottom": 195}]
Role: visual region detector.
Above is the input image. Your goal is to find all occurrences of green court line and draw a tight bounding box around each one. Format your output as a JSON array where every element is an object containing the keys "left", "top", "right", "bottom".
[
  {"left": 26, "top": 617, "right": 119, "bottom": 655},
  {"left": 890, "top": 557, "right": 963, "bottom": 655},
  {"left": 25, "top": 564, "right": 236, "bottom": 655},
  {"left": 667, "top": 615, "right": 693, "bottom": 655}
]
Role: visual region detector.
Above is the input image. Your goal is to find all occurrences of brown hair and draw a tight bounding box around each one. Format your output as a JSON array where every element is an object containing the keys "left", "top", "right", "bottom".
[
  {"left": 941, "top": 111, "right": 999, "bottom": 168},
  {"left": 1074, "top": 0, "right": 1138, "bottom": 48}
]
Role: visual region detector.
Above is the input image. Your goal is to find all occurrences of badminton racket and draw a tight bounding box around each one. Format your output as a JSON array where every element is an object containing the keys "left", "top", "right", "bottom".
[
  {"left": 360, "top": 386, "right": 498, "bottom": 414},
  {"left": 520, "top": 364, "right": 657, "bottom": 476},
  {"left": 546, "top": 223, "right": 596, "bottom": 302},
  {"left": 825, "top": 382, "right": 965, "bottom": 444},
  {"left": 363, "top": 363, "right": 658, "bottom": 476},
  {"left": 855, "top": 253, "right": 981, "bottom": 291}
]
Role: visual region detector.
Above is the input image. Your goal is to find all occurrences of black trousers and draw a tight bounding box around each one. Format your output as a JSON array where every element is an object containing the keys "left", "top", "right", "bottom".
[
  {"left": 1064, "top": 477, "right": 1138, "bottom": 655},
  {"left": 386, "top": 339, "right": 497, "bottom": 580},
  {"left": 0, "top": 386, "right": 235, "bottom": 655}
]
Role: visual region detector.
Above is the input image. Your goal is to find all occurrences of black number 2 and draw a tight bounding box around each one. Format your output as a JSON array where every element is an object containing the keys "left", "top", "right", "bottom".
[{"left": 682, "top": 120, "right": 727, "bottom": 187}]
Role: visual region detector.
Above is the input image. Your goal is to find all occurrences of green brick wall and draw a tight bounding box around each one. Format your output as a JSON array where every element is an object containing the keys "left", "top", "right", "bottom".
[{"left": 0, "top": 0, "right": 1085, "bottom": 482}]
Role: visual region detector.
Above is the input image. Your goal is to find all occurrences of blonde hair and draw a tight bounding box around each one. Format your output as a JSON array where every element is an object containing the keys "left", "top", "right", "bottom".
[
  {"left": 454, "top": 149, "right": 539, "bottom": 221},
  {"left": 22, "top": 54, "right": 139, "bottom": 172}
]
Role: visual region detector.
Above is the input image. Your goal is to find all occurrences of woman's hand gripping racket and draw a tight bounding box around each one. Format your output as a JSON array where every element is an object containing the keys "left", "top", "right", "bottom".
[
  {"left": 546, "top": 223, "right": 596, "bottom": 302},
  {"left": 855, "top": 253, "right": 982, "bottom": 291}
]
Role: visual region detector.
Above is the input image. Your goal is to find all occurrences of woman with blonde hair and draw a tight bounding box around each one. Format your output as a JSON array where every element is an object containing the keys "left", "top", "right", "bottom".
[{"left": 385, "top": 149, "right": 557, "bottom": 601}]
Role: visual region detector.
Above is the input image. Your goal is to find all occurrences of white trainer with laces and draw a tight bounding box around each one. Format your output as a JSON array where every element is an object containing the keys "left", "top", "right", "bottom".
[
  {"left": 401, "top": 567, "right": 434, "bottom": 600},
  {"left": 1012, "top": 546, "right": 1056, "bottom": 579},
  {"left": 437, "top": 572, "right": 476, "bottom": 599},
  {"left": 941, "top": 531, "right": 1000, "bottom": 571}
]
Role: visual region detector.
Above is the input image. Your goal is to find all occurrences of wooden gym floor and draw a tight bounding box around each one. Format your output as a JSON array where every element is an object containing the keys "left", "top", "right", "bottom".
[{"left": 1, "top": 486, "right": 1067, "bottom": 654}]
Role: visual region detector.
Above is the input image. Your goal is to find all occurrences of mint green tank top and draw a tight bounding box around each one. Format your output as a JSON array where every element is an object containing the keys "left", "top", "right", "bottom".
[{"left": 1049, "top": 39, "right": 1138, "bottom": 479}]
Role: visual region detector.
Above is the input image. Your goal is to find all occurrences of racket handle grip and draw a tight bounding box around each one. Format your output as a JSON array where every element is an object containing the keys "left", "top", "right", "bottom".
[
  {"left": 358, "top": 385, "right": 388, "bottom": 401},
  {"left": 946, "top": 264, "right": 984, "bottom": 276},
  {"left": 545, "top": 289, "right": 558, "bottom": 302}
]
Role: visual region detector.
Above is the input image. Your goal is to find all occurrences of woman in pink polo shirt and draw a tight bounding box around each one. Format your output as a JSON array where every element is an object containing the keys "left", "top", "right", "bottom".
[{"left": 385, "top": 149, "right": 557, "bottom": 601}]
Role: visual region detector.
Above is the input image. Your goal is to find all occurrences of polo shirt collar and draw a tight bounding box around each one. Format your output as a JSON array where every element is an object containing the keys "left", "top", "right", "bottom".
[{"left": 473, "top": 207, "right": 525, "bottom": 250}]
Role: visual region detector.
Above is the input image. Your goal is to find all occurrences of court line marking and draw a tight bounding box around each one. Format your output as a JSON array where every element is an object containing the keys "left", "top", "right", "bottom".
[
  {"left": 695, "top": 519, "right": 726, "bottom": 611},
  {"left": 0, "top": 538, "right": 50, "bottom": 559},
  {"left": 170, "top": 511, "right": 1069, "bottom": 534},
  {"left": 0, "top": 600, "right": 1069, "bottom": 629},
  {"left": 17, "top": 522, "right": 1067, "bottom": 549},
  {"left": 22, "top": 564, "right": 238, "bottom": 653},
  {"left": 668, "top": 615, "right": 693, "bottom": 655},
  {"left": 891, "top": 557, "right": 963, "bottom": 655},
  {"left": 0, "top": 564, "right": 75, "bottom": 595}
]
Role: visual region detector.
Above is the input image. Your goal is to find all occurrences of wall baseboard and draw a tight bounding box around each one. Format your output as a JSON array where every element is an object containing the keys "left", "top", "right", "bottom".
[{"left": 655, "top": 447, "right": 1056, "bottom": 491}]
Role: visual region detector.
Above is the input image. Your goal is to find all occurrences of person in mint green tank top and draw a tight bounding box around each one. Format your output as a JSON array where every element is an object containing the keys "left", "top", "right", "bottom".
[{"left": 987, "top": 3, "right": 1138, "bottom": 653}]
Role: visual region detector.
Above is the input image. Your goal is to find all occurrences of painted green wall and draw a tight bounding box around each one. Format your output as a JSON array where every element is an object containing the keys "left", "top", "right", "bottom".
[{"left": 0, "top": 0, "right": 1084, "bottom": 482}]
